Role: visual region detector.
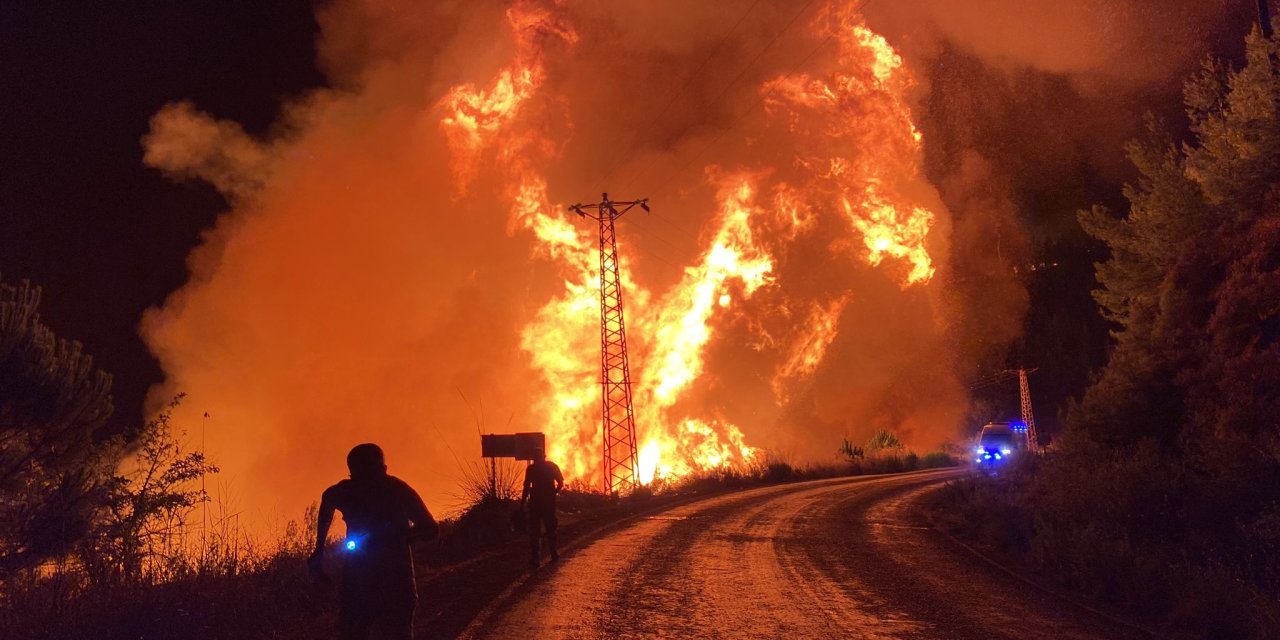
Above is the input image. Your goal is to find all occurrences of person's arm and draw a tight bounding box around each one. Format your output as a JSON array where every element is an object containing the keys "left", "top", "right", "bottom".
[
  {"left": 553, "top": 463, "right": 564, "bottom": 493},
  {"left": 309, "top": 487, "right": 337, "bottom": 579},
  {"left": 404, "top": 482, "right": 439, "bottom": 540}
]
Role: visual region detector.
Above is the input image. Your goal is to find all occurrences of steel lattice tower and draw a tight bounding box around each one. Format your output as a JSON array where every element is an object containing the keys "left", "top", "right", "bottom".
[
  {"left": 1017, "top": 368, "right": 1040, "bottom": 452},
  {"left": 568, "top": 193, "right": 648, "bottom": 494}
]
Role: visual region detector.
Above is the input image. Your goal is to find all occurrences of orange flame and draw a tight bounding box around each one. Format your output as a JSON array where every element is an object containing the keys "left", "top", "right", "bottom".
[
  {"left": 631, "top": 175, "right": 773, "bottom": 482},
  {"left": 772, "top": 295, "right": 849, "bottom": 403},
  {"left": 644, "top": 177, "right": 772, "bottom": 406},
  {"left": 438, "top": 2, "right": 938, "bottom": 489},
  {"left": 136, "top": 0, "right": 979, "bottom": 535},
  {"left": 764, "top": 13, "right": 936, "bottom": 287}
]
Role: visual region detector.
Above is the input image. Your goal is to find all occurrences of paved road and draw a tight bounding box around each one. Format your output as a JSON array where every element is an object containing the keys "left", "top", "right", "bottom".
[{"left": 471, "top": 469, "right": 1146, "bottom": 640}]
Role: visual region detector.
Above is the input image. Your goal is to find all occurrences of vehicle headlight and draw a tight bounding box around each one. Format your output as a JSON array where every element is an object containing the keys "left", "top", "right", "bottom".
[{"left": 1000, "top": 447, "right": 1012, "bottom": 455}]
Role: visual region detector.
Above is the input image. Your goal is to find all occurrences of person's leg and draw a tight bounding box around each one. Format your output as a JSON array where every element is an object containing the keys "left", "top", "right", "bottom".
[
  {"left": 546, "top": 510, "right": 558, "bottom": 561},
  {"left": 527, "top": 509, "right": 541, "bottom": 566},
  {"left": 339, "top": 602, "right": 375, "bottom": 640},
  {"left": 372, "top": 598, "right": 416, "bottom": 640}
]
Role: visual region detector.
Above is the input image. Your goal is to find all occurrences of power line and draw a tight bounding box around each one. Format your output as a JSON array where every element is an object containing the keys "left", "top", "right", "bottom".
[
  {"left": 617, "top": 229, "right": 691, "bottom": 275},
  {"left": 591, "top": 1, "right": 882, "bottom": 291},
  {"left": 617, "top": 206, "right": 699, "bottom": 254},
  {"left": 629, "top": 0, "right": 878, "bottom": 212},
  {"left": 967, "top": 370, "right": 1017, "bottom": 392},
  {"left": 596, "top": 0, "right": 766, "bottom": 188},
  {"left": 619, "top": 0, "right": 829, "bottom": 209},
  {"left": 635, "top": 29, "right": 835, "bottom": 207}
]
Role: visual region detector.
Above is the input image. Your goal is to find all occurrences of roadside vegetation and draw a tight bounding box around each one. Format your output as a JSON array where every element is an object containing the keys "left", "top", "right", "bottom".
[
  {"left": 6, "top": 443, "right": 956, "bottom": 640},
  {"left": 933, "top": 27, "right": 1280, "bottom": 640}
]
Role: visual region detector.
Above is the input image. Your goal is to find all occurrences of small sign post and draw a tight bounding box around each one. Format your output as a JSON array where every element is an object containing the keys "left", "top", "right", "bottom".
[
  {"left": 480, "top": 432, "right": 546, "bottom": 460},
  {"left": 479, "top": 432, "right": 546, "bottom": 499}
]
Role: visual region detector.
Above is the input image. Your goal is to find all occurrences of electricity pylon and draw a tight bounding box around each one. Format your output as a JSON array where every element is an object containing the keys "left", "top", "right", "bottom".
[
  {"left": 1017, "top": 368, "right": 1040, "bottom": 452},
  {"left": 568, "top": 193, "right": 649, "bottom": 494}
]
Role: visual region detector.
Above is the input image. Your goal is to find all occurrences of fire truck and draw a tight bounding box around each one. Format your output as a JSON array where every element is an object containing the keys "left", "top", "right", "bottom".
[{"left": 972, "top": 421, "right": 1031, "bottom": 468}]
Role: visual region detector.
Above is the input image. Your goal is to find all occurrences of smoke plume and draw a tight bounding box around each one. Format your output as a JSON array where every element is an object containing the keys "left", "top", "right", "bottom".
[{"left": 139, "top": 0, "right": 1242, "bottom": 526}]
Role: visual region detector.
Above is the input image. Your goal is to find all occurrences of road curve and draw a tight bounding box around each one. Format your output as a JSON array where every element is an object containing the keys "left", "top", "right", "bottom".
[{"left": 470, "top": 469, "right": 1144, "bottom": 640}]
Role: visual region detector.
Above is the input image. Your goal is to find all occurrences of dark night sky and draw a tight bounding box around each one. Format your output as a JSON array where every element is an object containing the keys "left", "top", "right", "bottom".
[
  {"left": 0, "top": 2, "right": 323, "bottom": 430},
  {"left": 0, "top": 1, "right": 1262, "bottom": 434}
]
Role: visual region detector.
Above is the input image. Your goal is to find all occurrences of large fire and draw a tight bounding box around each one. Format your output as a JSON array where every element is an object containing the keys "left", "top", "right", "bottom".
[
  {"left": 437, "top": 3, "right": 938, "bottom": 487},
  {"left": 141, "top": 0, "right": 965, "bottom": 524}
]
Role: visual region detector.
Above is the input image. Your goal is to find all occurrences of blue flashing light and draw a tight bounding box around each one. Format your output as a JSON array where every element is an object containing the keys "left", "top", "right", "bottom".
[{"left": 344, "top": 539, "right": 358, "bottom": 551}]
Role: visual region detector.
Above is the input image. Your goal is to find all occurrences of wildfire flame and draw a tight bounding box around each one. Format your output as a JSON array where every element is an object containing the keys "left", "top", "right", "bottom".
[
  {"left": 772, "top": 295, "right": 849, "bottom": 404},
  {"left": 134, "top": 0, "right": 962, "bottom": 532},
  {"left": 438, "top": 2, "right": 938, "bottom": 489}
]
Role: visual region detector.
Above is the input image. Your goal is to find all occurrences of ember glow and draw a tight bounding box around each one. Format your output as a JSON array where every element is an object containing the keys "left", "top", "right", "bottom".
[{"left": 141, "top": 0, "right": 977, "bottom": 522}]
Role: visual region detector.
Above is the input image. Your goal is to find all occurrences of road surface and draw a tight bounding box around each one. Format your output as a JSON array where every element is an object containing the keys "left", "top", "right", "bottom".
[{"left": 469, "top": 468, "right": 1146, "bottom": 640}]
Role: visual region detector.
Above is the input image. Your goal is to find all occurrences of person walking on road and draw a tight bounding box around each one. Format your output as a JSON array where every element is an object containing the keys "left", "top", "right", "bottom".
[
  {"left": 309, "top": 443, "right": 438, "bottom": 640},
  {"left": 522, "top": 447, "right": 564, "bottom": 568}
]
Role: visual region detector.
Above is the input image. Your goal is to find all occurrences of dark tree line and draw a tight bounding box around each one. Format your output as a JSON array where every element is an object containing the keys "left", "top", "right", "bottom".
[
  {"left": 1076, "top": 26, "right": 1280, "bottom": 477},
  {"left": 0, "top": 275, "right": 216, "bottom": 587},
  {"left": 957, "top": 26, "right": 1280, "bottom": 638}
]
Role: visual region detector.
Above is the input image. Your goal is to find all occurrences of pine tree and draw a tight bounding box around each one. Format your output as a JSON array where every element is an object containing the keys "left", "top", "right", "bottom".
[
  {"left": 0, "top": 276, "right": 115, "bottom": 576},
  {"left": 1075, "top": 27, "right": 1280, "bottom": 453}
]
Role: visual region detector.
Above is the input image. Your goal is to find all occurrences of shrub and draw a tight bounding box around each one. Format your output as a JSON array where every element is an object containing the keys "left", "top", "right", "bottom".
[
  {"left": 918, "top": 451, "right": 956, "bottom": 469},
  {"left": 762, "top": 461, "right": 795, "bottom": 484},
  {"left": 932, "top": 439, "right": 1280, "bottom": 638}
]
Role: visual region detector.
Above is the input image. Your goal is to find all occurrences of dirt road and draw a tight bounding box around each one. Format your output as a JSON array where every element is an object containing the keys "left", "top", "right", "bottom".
[{"left": 467, "top": 469, "right": 1145, "bottom": 639}]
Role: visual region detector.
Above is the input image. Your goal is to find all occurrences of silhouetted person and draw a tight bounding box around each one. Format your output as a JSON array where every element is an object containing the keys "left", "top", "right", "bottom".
[
  {"left": 309, "top": 443, "right": 438, "bottom": 640},
  {"left": 522, "top": 447, "right": 564, "bottom": 568}
]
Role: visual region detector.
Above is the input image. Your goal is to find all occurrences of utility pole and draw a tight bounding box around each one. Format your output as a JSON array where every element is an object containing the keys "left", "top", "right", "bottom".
[
  {"left": 1016, "top": 368, "right": 1040, "bottom": 452},
  {"left": 489, "top": 456, "right": 497, "bottom": 499},
  {"left": 200, "top": 411, "right": 210, "bottom": 563},
  {"left": 568, "top": 193, "right": 649, "bottom": 494}
]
